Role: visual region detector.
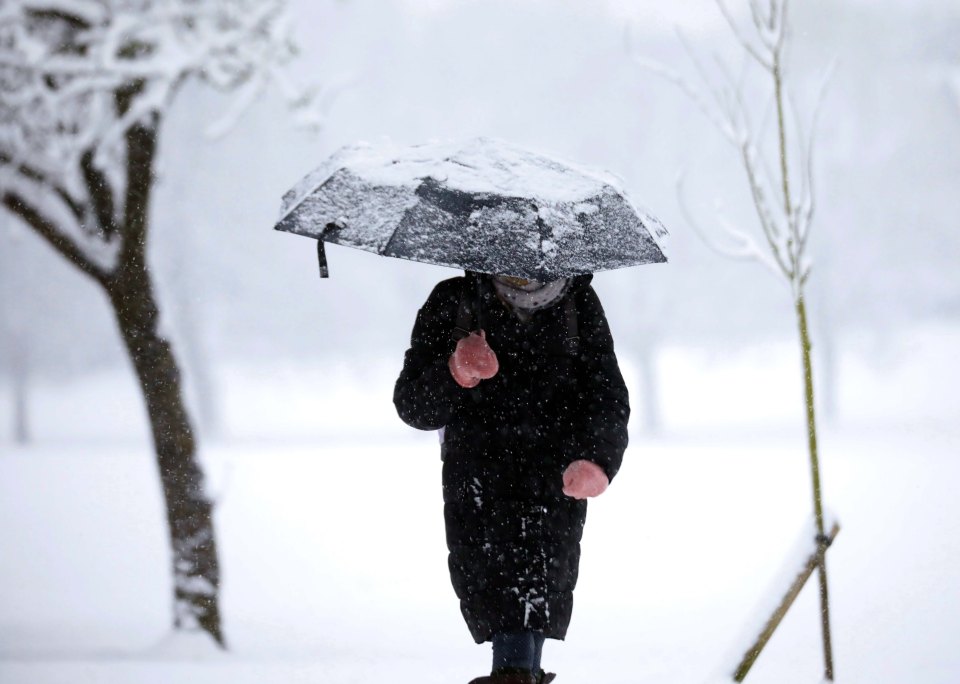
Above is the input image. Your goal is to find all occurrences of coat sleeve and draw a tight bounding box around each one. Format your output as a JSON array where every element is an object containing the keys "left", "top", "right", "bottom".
[
  {"left": 568, "top": 285, "right": 630, "bottom": 482},
  {"left": 393, "top": 279, "right": 466, "bottom": 431}
]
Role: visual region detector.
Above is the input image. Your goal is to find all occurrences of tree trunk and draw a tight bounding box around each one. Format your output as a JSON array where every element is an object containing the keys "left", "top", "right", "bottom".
[
  {"left": 795, "top": 294, "right": 834, "bottom": 680},
  {"left": 104, "top": 103, "right": 224, "bottom": 645},
  {"left": 108, "top": 268, "right": 224, "bottom": 645}
]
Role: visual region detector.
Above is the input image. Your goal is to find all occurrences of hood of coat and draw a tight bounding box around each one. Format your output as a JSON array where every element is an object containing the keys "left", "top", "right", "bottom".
[{"left": 477, "top": 272, "right": 592, "bottom": 321}]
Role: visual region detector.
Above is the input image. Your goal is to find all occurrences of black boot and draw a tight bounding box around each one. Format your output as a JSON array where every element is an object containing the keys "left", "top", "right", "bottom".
[{"left": 468, "top": 669, "right": 556, "bottom": 684}]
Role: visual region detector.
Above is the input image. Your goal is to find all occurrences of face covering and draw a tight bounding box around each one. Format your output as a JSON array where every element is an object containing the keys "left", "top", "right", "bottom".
[{"left": 492, "top": 276, "right": 570, "bottom": 321}]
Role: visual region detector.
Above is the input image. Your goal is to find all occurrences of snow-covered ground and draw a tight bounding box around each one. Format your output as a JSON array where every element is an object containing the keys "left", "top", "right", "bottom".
[{"left": 1, "top": 323, "right": 958, "bottom": 683}]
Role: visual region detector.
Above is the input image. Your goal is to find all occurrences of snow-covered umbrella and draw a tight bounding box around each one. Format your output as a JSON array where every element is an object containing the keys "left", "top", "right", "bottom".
[{"left": 274, "top": 137, "right": 668, "bottom": 280}]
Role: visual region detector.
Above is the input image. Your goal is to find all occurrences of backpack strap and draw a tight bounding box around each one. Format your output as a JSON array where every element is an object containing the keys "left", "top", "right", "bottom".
[
  {"left": 452, "top": 296, "right": 472, "bottom": 341},
  {"left": 563, "top": 295, "right": 580, "bottom": 355},
  {"left": 452, "top": 280, "right": 475, "bottom": 341},
  {"left": 453, "top": 275, "right": 579, "bottom": 355}
]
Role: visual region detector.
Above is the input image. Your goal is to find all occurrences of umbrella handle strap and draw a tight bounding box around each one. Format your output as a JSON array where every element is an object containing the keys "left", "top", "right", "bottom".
[{"left": 317, "top": 239, "right": 329, "bottom": 278}]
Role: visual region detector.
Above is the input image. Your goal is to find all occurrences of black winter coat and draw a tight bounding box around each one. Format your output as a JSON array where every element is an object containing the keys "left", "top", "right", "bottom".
[{"left": 393, "top": 274, "right": 629, "bottom": 643}]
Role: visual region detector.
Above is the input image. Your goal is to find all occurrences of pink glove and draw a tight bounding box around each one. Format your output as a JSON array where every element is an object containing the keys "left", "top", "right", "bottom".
[
  {"left": 562, "top": 460, "right": 609, "bottom": 499},
  {"left": 449, "top": 330, "right": 499, "bottom": 388}
]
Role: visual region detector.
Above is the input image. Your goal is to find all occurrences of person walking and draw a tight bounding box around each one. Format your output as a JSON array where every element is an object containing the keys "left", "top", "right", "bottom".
[{"left": 394, "top": 271, "right": 630, "bottom": 684}]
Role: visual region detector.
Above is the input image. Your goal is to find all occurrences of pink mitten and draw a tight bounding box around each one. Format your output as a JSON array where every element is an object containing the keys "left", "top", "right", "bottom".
[
  {"left": 449, "top": 330, "right": 499, "bottom": 388},
  {"left": 562, "top": 460, "right": 609, "bottom": 499}
]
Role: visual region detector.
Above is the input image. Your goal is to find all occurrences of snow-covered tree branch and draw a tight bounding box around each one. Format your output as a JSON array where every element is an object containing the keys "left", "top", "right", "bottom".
[
  {"left": 631, "top": 0, "right": 830, "bottom": 300},
  {"left": 0, "top": 0, "right": 324, "bottom": 276}
]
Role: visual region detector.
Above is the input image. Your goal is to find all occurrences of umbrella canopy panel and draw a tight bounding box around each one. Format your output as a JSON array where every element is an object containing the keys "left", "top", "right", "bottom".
[{"left": 276, "top": 137, "right": 668, "bottom": 280}]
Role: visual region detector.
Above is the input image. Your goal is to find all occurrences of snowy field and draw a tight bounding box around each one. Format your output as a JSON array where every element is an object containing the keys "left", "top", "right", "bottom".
[{"left": 1, "top": 323, "right": 958, "bottom": 684}]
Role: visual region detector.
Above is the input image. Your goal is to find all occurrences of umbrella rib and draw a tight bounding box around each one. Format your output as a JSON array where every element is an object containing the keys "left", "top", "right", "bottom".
[
  {"left": 380, "top": 222, "right": 404, "bottom": 257},
  {"left": 535, "top": 210, "right": 550, "bottom": 279}
]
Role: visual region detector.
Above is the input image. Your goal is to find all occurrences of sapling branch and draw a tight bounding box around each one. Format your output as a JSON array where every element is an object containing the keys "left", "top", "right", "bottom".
[{"left": 715, "top": 0, "right": 773, "bottom": 70}]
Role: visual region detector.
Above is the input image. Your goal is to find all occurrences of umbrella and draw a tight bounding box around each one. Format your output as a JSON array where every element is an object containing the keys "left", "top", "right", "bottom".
[{"left": 274, "top": 137, "right": 668, "bottom": 280}]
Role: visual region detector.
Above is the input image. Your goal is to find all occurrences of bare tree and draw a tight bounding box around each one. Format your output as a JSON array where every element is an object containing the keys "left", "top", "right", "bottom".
[
  {"left": 635, "top": 0, "right": 837, "bottom": 679},
  {"left": 0, "top": 0, "right": 325, "bottom": 646}
]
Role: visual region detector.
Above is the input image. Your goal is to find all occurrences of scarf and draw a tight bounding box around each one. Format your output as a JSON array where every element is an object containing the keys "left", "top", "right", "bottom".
[{"left": 492, "top": 276, "right": 570, "bottom": 322}]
